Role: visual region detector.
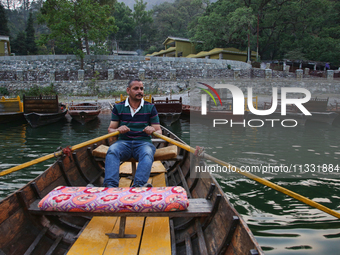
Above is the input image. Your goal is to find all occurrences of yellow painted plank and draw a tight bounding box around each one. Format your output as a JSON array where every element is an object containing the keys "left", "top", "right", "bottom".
[
  {"left": 103, "top": 217, "right": 145, "bottom": 255},
  {"left": 119, "top": 176, "right": 133, "bottom": 187},
  {"left": 139, "top": 217, "right": 171, "bottom": 255},
  {"left": 67, "top": 217, "right": 118, "bottom": 255},
  {"left": 120, "top": 161, "right": 166, "bottom": 175},
  {"left": 92, "top": 145, "right": 177, "bottom": 161},
  {"left": 152, "top": 173, "right": 166, "bottom": 187},
  {"left": 139, "top": 172, "right": 171, "bottom": 255}
]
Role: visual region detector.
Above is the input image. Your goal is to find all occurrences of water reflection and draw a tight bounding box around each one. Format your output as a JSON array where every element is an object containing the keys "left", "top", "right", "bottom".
[{"left": 70, "top": 117, "right": 101, "bottom": 133}]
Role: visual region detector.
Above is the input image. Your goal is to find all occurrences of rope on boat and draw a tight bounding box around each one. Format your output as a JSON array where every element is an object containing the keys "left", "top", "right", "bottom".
[
  {"left": 194, "top": 146, "right": 205, "bottom": 157},
  {"left": 153, "top": 132, "right": 340, "bottom": 219},
  {"left": 0, "top": 131, "right": 120, "bottom": 177}
]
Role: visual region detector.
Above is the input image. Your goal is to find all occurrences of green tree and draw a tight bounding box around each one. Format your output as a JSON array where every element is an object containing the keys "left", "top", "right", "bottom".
[
  {"left": 0, "top": 3, "right": 10, "bottom": 36},
  {"left": 151, "top": 0, "right": 207, "bottom": 49},
  {"left": 11, "top": 31, "right": 27, "bottom": 55},
  {"left": 25, "top": 12, "right": 37, "bottom": 54},
  {"left": 110, "top": 2, "right": 136, "bottom": 52},
  {"left": 38, "top": 0, "right": 117, "bottom": 68},
  {"left": 189, "top": 0, "right": 255, "bottom": 51},
  {"left": 189, "top": 0, "right": 340, "bottom": 65},
  {"left": 133, "top": 0, "right": 153, "bottom": 51}
]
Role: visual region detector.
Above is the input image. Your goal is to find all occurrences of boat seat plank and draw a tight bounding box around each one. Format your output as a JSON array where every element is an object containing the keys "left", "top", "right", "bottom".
[
  {"left": 92, "top": 144, "right": 178, "bottom": 162},
  {"left": 120, "top": 160, "right": 166, "bottom": 175},
  {"left": 28, "top": 198, "right": 211, "bottom": 217},
  {"left": 139, "top": 172, "right": 171, "bottom": 255},
  {"left": 93, "top": 144, "right": 177, "bottom": 177}
]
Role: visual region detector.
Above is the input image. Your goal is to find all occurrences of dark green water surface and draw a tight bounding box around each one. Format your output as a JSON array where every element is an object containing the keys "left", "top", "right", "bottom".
[{"left": 1, "top": 113, "right": 340, "bottom": 254}]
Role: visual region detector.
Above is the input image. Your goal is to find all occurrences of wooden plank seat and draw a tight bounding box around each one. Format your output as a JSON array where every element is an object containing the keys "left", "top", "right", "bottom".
[
  {"left": 29, "top": 198, "right": 211, "bottom": 241},
  {"left": 29, "top": 198, "right": 212, "bottom": 218},
  {"left": 92, "top": 144, "right": 178, "bottom": 177},
  {"left": 29, "top": 194, "right": 212, "bottom": 240},
  {"left": 92, "top": 144, "right": 178, "bottom": 161}
]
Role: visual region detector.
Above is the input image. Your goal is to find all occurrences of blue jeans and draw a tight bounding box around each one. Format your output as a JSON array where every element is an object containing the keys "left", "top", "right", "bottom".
[{"left": 104, "top": 140, "right": 156, "bottom": 187}]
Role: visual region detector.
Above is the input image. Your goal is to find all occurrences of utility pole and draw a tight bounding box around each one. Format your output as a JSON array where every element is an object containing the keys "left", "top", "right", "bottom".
[
  {"left": 247, "top": 23, "right": 251, "bottom": 63},
  {"left": 257, "top": 13, "right": 259, "bottom": 61}
]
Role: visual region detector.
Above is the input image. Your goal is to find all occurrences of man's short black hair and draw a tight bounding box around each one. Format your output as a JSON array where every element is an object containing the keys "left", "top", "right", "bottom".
[{"left": 128, "top": 78, "right": 142, "bottom": 88}]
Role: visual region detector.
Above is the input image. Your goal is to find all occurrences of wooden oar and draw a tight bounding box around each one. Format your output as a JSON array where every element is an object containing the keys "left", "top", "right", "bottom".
[
  {"left": 0, "top": 131, "right": 120, "bottom": 177},
  {"left": 153, "top": 132, "right": 340, "bottom": 219}
]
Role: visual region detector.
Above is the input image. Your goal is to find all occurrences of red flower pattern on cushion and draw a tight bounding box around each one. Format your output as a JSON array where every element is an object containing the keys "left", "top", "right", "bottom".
[
  {"left": 147, "top": 194, "right": 163, "bottom": 203},
  {"left": 101, "top": 194, "right": 118, "bottom": 202},
  {"left": 38, "top": 186, "right": 189, "bottom": 212},
  {"left": 53, "top": 194, "right": 71, "bottom": 203},
  {"left": 84, "top": 187, "right": 108, "bottom": 194}
]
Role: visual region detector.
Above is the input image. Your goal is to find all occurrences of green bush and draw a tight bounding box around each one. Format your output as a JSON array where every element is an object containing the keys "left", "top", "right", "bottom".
[
  {"left": 0, "top": 87, "right": 10, "bottom": 96},
  {"left": 18, "top": 84, "right": 58, "bottom": 97},
  {"left": 109, "top": 90, "right": 127, "bottom": 97}
]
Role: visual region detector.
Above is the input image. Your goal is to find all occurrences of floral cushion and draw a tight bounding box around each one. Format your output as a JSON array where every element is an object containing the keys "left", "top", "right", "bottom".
[{"left": 38, "top": 186, "right": 189, "bottom": 213}]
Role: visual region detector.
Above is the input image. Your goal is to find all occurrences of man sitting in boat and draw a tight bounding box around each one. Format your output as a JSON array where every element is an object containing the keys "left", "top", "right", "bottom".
[{"left": 104, "top": 79, "right": 162, "bottom": 188}]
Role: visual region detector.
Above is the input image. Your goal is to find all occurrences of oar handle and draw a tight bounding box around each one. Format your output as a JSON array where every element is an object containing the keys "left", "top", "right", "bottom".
[
  {"left": 0, "top": 131, "right": 120, "bottom": 177},
  {"left": 152, "top": 132, "right": 340, "bottom": 219}
]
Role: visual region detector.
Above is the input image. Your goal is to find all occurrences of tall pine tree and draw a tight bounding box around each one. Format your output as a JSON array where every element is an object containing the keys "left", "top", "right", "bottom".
[
  {"left": 11, "top": 32, "right": 27, "bottom": 55},
  {"left": 0, "top": 3, "right": 10, "bottom": 36},
  {"left": 25, "top": 12, "right": 37, "bottom": 55}
]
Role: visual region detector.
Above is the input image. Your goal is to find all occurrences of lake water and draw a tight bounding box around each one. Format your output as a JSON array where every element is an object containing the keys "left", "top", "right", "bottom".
[{"left": 1, "top": 113, "right": 340, "bottom": 254}]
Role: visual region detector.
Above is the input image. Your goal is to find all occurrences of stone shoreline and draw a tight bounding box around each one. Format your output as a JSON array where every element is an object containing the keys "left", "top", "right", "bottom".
[{"left": 61, "top": 90, "right": 340, "bottom": 112}]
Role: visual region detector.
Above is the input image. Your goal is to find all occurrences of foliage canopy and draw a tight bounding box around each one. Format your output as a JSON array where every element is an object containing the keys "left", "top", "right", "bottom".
[
  {"left": 3, "top": 0, "right": 340, "bottom": 66},
  {"left": 38, "top": 0, "right": 117, "bottom": 68}
]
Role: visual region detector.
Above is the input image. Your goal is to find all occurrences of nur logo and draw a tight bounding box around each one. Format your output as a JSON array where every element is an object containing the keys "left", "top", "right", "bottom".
[
  {"left": 197, "top": 82, "right": 223, "bottom": 115},
  {"left": 199, "top": 84, "right": 312, "bottom": 116}
]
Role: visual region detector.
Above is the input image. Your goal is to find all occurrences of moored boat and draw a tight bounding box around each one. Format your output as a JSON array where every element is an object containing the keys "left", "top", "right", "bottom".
[
  {"left": 306, "top": 111, "right": 338, "bottom": 125},
  {"left": 263, "top": 97, "right": 338, "bottom": 125},
  {"left": 23, "top": 95, "right": 67, "bottom": 128},
  {"left": 0, "top": 96, "right": 25, "bottom": 124},
  {"left": 152, "top": 97, "right": 182, "bottom": 126},
  {"left": 68, "top": 102, "right": 101, "bottom": 125},
  {"left": 181, "top": 104, "right": 246, "bottom": 123},
  {"left": 0, "top": 126, "right": 263, "bottom": 255}
]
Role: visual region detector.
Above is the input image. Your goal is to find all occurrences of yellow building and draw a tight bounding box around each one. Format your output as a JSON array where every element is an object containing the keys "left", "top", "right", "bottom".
[
  {"left": 0, "top": 35, "right": 10, "bottom": 56},
  {"left": 148, "top": 37, "right": 201, "bottom": 57},
  {"left": 147, "top": 37, "right": 258, "bottom": 62},
  {"left": 186, "top": 48, "right": 257, "bottom": 62}
]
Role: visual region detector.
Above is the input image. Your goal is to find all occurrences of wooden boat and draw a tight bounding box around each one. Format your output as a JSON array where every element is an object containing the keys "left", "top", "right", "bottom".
[
  {"left": 0, "top": 127, "right": 263, "bottom": 254},
  {"left": 306, "top": 111, "right": 338, "bottom": 125},
  {"left": 152, "top": 97, "right": 182, "bottom": 125},
  {"left": 0, "top": 96, "right": 25, "bottom": 124},
  {"left": 182, "top": 97, "right": 256, "bottom": 123},
  {"left": 115, "top": 94, "right": 152, "bottom": 104},
  {"left": 68, "top": 102, "right": 101, "bottom": 125},
  {"left": 297, "top": 97, "right": 338, "bottom": 124},
  {"left": 263, "top": 97, "right": 338, "bottom": 125},
  {"left": 114, "top": 94, "right": 182, "bottom": 126},
  {"left": 181, "top": 104, "right": 246, "bottom": 123},
  {"left": 23, "top": 95, "right": 67, "bottom": 128}
]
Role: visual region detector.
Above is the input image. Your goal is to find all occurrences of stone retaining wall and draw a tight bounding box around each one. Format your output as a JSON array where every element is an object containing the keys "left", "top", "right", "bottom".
[
  {"left": 0, "top": 55, "right": 339, "bottom": 97},
  {"left": 2, "top": 77, "right": 340, "bottom": 97},
  {"left": 0, "top": 55, "right": 250, "bottom": 82}
]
